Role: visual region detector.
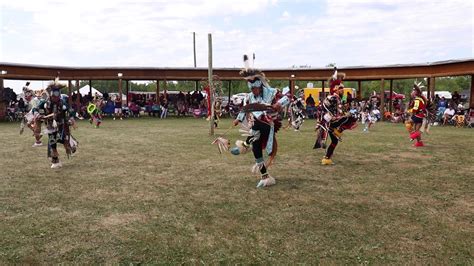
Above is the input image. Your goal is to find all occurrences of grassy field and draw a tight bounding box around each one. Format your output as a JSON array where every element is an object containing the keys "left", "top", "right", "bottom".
[{"left": 0, "top": 117, "right": 473, "bottom": 264}]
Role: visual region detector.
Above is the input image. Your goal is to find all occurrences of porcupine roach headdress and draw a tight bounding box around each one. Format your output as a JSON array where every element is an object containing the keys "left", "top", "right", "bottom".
[
  {"left": 239, "top": 54, "right": 270, "bottom": 89},
  {"left": 328, "top": 66, "right": 346, "bottom": 94}
]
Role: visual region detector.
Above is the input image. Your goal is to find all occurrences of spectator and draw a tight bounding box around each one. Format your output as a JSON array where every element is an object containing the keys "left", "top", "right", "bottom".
[
  {"left": 160, "top": 96, "right": 168, "bottom": 119},
  {"left": 129, "top": 101, "right": 140, "bottom": 118},
  {"left": 306, "top": 94, "right": 315, "bottom": 106},
  {"left": 114, "top": 95, "right": 123, "bottom": 120},
  {"left": 443, "top": 105, "right": 455, "bottom": 125},
  {"left": 451, "top": 91, "right": 461, "bottom": 105},
  {"left": 18, "top": 98, "right": 26, "bottom": 113}
]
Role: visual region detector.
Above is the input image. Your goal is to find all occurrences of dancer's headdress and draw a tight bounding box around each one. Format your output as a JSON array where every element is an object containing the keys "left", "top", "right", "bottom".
[
  {"left": 328, "top": 67, "right": 346, "bottom": 94},
  {"left": 239, "top": 54, "right": 270, "bottom": 89}
]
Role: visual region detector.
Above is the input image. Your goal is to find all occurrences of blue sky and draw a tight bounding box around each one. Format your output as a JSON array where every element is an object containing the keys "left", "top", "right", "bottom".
[{"left": 0, "top": 0, "right": 473, "bottom": 91}]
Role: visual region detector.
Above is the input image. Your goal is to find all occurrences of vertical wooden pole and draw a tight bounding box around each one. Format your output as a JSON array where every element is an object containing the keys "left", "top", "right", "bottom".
[
  {"left": 0, "top": 76, "right": 4, "bottom": 120},
  {"left": 118, "top": 78, "right": 122, "bottom": 107},
  {"left": 228, "top": 80, "right": 232, "bottom": 104},
  {"left": 68, "top": 80, "right": 72, "bottom": 107},
  {"left": 389, "top": 79, "right": 393, "bottom": 113},
  {"left": 357, "top": 80, "right": 362, "bottom": 100},
  {"left": 321, "top": 80, "right": 325, "bottom": 104},
  {"left": 380, "top": 79, "right": 385, "bottom": 120},
  {"left": 193, "top": 32, "right": 197, "bottom": 68},
  {"left": 125, "top": 80, "right": 129, "bottom": 106},
  {"left": 208, "top": 33, "right": 214, "bottom": 135},
  {"left": 89, "top": 79, "right": 92, "bottom": 96},
  {"left": 429, "top": 77, "right": 435, "bottom": 103},
  {"left": 156, "top": 80, "right": 160, "bottom": 104},
  {"left": 75, "top": 80, "right": 80, "bottom": 110},
  {"left": 289, "top": 78, "right": 295, "bottom": 98},
  {"left": 470, "top": 75, "right": 474, "bottom": 109}
]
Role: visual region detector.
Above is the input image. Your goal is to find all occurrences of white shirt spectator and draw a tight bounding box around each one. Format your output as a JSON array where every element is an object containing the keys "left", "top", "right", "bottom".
[{"left": 444, "top": 108, "right": 455, "bottom": 116}]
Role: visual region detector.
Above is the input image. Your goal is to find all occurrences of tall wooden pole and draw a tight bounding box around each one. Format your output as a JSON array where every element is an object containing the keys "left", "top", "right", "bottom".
[
  {"left": 193, "top": 32, "right": 197, "bottom": 68},
  {"left": 208, "top": 33, "right": 215, "bottom": 135}
]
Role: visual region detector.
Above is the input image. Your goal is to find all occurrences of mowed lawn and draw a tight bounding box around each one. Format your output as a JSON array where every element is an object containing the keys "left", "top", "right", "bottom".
[{"left": 1, "top": 117, "right": 473, "bottom": 264}]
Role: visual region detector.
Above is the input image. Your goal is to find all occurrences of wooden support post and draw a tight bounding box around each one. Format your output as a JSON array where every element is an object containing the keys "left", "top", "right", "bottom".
[
  {"left": 380, "top": 79, "right": 385, "bottom": 120},
  {"left": 228, "top": 80, "right": 232, "bottom": 104},
  {"left": 0, "top": 77, "right": 4, "bottom": 120},
  {"left": 426, "top": 78, "right": 431, "bottom": 101},
  {"left": 68, "top": 80, "right": 72, "bottom": 107},
  {"left": 321, "top": 80, "right": 326, "bottom": 103},
  {"left": 89, "top": 80, "right": 92, "bottom": 96},
  {"left": 389, "top": 80, "right": 393, "bottom": 113},
  {"left": 125, "top": 80, "right": 129, "bottom": 106},
  {"left": 470, "top": 75, "right": 474, "bottom": 109},
  {"left": 156, "top": 80, "right": 160, "bottom": 104},
  {"left": 118, "top": 78, "right": 122, "bottom": 106},
  {"left": 429, "top": 77, "right": 435, "bottom": 102},
  {"left": 357, "top": 80, "right": 362, "bottom": 100},
  {"left": 75, "top": 80, "right": 80, "bottom": 110},
  {"left": 289, "top": 79, "right": 295, "bottom": 99}
]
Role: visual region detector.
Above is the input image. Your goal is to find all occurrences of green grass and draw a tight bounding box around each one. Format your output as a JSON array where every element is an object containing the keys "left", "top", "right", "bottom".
[{"left": 1, "top": 117, "right": 473, "bottom": 264}]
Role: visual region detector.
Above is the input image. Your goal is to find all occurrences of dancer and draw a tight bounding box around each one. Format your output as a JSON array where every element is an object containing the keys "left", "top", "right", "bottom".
[
  {"left": 230, "top": 55, "right": 290, "bottom": 188},
  {"left": 87, "top": 96, "right": 103, "bottom": 128},
  {"left": 406, "top": 82, "right": 427, "bottom": 147},
  {"left": 314, "top": 67, "right": 357, "bottom": 165},
  {"left": 41, "top": 74, "right": 78, "bottom": 168},
  {"left": 287, "top": 89, "right": 306, "bottom": 131},
  {"left": 19, "top": 82, "right": 44, "bottom": 147}
]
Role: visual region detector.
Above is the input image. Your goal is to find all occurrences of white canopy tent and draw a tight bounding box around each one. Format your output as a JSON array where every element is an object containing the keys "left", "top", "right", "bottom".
[{"left": 75, "top": 85, "right": 103, "bottom": 97}]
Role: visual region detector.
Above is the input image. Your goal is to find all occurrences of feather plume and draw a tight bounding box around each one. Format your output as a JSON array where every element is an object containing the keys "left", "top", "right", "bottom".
[
  {"left": 212, "top": 137, "right": 230, "bottom": 154},
  {"left": 243, "top": 54, "right": 250, "bottom": 70}
]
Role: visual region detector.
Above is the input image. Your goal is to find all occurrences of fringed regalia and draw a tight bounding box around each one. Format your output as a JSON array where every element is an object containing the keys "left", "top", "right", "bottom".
[
  {"left": 406, "top": 82, "right": 428, "bottom": 147},
  {"left": 228, "top": 55, "right": 290, "bottom": 188},
  {"left": 288, "top": 92, "right": 305, "bottom": 131},
  {"left": 41, "top": 74, "right": 78, "bottom": 169},
  {"left": 20, "top": 82, "right": 44, "bottom": 147},
  {"left": 314, "top": 67, "right": 357, "bottom": 165},
  {"left": 87, "top": 98, "right": 103, "bottom": 128}
]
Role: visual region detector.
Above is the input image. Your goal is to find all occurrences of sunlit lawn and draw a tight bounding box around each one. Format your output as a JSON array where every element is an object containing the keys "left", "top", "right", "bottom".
[{"left": 1, "top": 117, "right": 473, "bottom": 264}]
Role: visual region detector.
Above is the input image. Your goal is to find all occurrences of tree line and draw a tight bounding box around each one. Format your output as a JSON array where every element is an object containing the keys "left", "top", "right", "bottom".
[{"left": 75, "top": 76, "right": 470, "bottom": 99}]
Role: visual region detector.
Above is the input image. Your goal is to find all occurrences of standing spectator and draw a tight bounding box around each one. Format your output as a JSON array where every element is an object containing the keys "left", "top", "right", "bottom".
[
  {"left": 160, "top": 95, "right": 168, "bottom": 119},
  {"left": 114, "top": 95, "right": 123, "bottom": 120},
  {"left": 451, "top": 91, "right": 461, "bottom": 105},
  {"left": 18, "top": 98, "right": 26, "bottom": 113},
  {"left": 177, "top": 91, "right": 186, "bottom": 117}
]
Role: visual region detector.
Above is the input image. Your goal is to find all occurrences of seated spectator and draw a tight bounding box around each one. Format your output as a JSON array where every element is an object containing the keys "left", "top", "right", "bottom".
[
  {"left": 372, "top": 108, "right": 381, "bottom": 121},
  {"left": 145, "top": 100, "right": 153, "bottom": 116},
  {"left": 443, "top": 106, "right": 455, "bottom": 125},
  {"left": 129, "top": 102, "right": 140, "bottom": 118}
]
